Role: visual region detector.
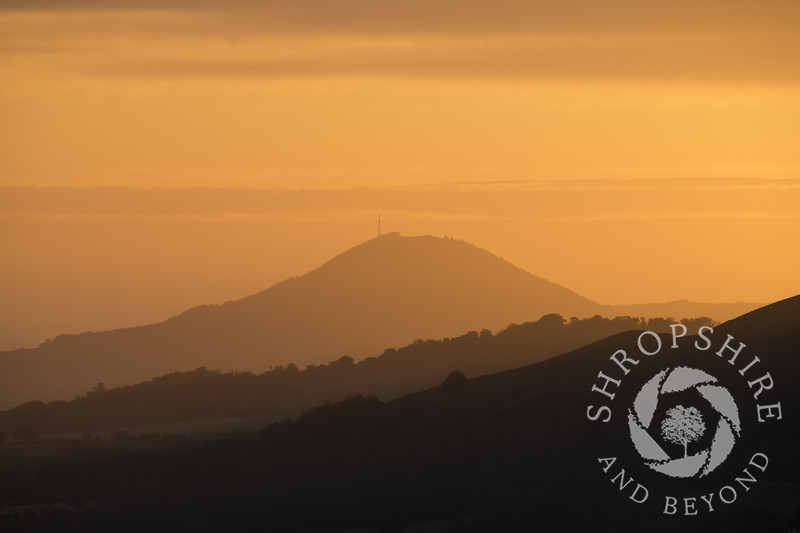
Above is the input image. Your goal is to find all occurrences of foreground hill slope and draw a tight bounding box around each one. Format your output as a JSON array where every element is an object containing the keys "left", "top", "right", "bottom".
[{"left": 3, "top": 296, "right": 797, "bottom": 532}]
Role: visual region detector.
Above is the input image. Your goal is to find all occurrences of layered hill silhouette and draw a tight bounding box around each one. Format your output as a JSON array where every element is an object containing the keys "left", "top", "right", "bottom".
[
  {"left": 0, "top": 233, "right": 758, "bottom": 409},
  {"left": 0, "top": 315, "right": 715, "bottom": 435},
  {"left": 3, "top": 295, "right": 797, "bottom": 532}
]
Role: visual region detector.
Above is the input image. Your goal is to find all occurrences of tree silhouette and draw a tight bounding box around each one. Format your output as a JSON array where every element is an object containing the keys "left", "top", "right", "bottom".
[
  {"left": 442, "top": 370, "right": 468, "bottom": 397},
  {"left": 661, "top": 405, "right": 706, "bottom": 458}
]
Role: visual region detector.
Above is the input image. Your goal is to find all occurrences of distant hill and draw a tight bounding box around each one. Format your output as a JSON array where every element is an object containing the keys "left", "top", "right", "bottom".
[
  {"left": 3, "top": 295, "right": 797, "bottom": 532},
  {"left": 0, "top": 233, "right": 760, "bottom": 409}
]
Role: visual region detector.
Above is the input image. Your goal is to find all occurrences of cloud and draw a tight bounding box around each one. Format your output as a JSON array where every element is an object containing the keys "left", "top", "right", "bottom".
[
  {"left": 86, "top": 35, "right": 799, "bottom": 82},
  {"left": 3, "top": 180, "right": 799, "bottom": 222},
  {"left": 1, "top": 2, "right": 799, "bottom": 82},
  {"left": 2, "top": 1, "right": 799, "bottom": 36},
  {"left": 2, "top": 18, "right": 798, "bottom": 82}
]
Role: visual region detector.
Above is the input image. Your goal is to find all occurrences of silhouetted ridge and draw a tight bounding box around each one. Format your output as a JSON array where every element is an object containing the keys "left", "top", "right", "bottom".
[{"left": 717, "top": 293, "right": 800, "bottom": 338}]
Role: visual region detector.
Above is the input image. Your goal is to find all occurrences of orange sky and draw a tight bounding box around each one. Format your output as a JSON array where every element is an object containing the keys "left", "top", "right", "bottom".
[{"left": 1, "top": 1, "right": 799, "bottom": 350}]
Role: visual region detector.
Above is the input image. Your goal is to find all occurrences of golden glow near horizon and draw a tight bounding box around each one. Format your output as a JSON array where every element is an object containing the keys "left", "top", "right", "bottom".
[{"left": 1, "top": 1, "right": 799, "bottom": 349}]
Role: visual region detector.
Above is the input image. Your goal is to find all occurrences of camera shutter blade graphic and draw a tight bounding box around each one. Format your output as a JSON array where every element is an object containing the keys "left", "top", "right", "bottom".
[
  {"left": 628, "top": 411, "right": 670, "bottom": 461},
  {"left": 628, "top": 367, "right": 741, "bottom": 479},
  {"left": 660, "top": 367, "right": 716, "bottom": 394}
]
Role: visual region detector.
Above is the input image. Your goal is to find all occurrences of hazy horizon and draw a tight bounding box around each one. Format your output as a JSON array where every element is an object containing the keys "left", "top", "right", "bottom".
[
  {"left": 2, "top": 183, "right": 797, "bottom": 351},
  {"left": 2, "top": 1, "right": 799, "bottom": 350}
]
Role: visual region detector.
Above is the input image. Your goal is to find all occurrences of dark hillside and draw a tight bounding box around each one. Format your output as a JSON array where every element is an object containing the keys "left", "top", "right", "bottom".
[{"left": 1, "top": 297, "right": 796, "bottom": 532}]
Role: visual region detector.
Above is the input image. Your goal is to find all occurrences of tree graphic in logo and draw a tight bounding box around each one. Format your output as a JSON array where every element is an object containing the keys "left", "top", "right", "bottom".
[
  {"left": 660, "top": 405, "right": 706, "bottom": 458},
  {"left": 628, "top": 366, "right": 741, "bottom": 478}
]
